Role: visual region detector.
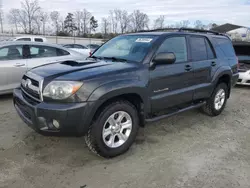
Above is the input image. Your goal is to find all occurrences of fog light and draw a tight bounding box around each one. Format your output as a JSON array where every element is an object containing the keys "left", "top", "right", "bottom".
[{"left": 52, "top": 119, "right": 60, "bottom": 129}]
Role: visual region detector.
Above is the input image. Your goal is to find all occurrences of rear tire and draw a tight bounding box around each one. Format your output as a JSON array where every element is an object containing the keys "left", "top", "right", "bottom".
[
  {"left": 85, "top": 100, "right": 139, "bottom": 158},
  {"left": 201, "top": 83, "right": 228, "bottom": 116}
]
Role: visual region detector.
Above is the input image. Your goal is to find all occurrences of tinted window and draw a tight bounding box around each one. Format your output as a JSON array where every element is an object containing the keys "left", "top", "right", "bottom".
[
  {"left": 35, "top": 38, "right": 43, "bottom": 42},
  {"left": 157, "top": 36, "right": 187, "bottom": 63},
  {"left": 64, "top": 44, "right": 74, "bottom": 48},
  {"left": 233, "top": 45, "right": 250, "bottom": 56},
  {"left": 205, "top": 39, "right": 215, "bottom": 59},
  {"left": 57, "top": 49, "right": 70, "bottom": 56},
  {"left": 214, "top": 38, "right": 235, "bottom": 57},
  {"left": 0, "top": 45, "right": 23, "bottom": 60},
  {"left": 17, "top": 38, "right": 31, "bottom": 41},
  {"left": 29, "top": 45, "right": 58, "bottom": 58},
  {"left": 190, "top": 37, "right": 207, "bottom": 61},
  {"left": 74, "top": 44, "right": 87, "bottom": 49}
]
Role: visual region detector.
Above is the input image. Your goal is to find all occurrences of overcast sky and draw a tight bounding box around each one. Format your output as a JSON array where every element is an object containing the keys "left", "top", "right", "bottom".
[{"left": 3, "top": 0, "right": 250, "bottom": 27}]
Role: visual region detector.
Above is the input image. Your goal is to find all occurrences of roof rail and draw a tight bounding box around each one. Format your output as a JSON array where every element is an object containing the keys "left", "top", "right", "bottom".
[
  {"left": 178, "top": 27, "right": 221, "bottom": 35},
  {"left": 138, "top": 28, "right": 179, "bottom": 32}
]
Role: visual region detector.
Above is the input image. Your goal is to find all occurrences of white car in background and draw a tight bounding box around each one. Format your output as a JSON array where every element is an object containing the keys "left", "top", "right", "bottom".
[
  {"left": 7, "top": 36, "right": 47, "bottom": 42},
  {"left": 0, "top": 41, "right": 86, "bottom": 94},
  {"left": 62, "top": 44, "right": 91, "bottom": 57},
  {"left": 233, "top": 42, "right": 250, "bottom": 85}
]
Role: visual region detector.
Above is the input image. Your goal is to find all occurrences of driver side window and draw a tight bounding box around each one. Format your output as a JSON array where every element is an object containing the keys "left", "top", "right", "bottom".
[{"left": 157, "top": 36, "right": 187, "bottom": 63}]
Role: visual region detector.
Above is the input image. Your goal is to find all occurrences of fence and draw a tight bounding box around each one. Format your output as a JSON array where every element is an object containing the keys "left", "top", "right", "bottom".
[{"left": 0, "top": 33, "right": 104, "bottom": 45}]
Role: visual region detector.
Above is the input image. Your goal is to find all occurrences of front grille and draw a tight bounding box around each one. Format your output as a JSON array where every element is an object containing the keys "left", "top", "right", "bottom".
[
  {"left": 238, "top": 69, "right": 246, "bottom": 73},
  {"left": 238, "top": 79, "right": 242, "bottom": 82},
  {"left": 247, "top": 80, "right": 250, "bottom": 83},
  {"left": 21, "top": 75, "right": 41, "bottom": 102}
]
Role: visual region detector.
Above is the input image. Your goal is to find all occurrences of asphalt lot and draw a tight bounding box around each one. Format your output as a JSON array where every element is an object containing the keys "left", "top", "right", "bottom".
[{"left": 0, "top": 86, "right": 250, "bottom": 188}]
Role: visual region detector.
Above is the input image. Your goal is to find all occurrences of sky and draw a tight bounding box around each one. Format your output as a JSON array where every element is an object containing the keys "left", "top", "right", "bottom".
[{"left": 2, "top": 0, "right": 250, "bottom": 29}]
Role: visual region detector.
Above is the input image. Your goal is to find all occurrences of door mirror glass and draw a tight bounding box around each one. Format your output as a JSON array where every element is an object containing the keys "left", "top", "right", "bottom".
[{"left": 153, "top": 52, "right": 176, "bottom": 65}]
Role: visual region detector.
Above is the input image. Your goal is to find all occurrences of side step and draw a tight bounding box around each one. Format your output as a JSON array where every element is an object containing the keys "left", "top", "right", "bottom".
[{"left": 145, "top": 102, "right": 206, "bottom": 123}]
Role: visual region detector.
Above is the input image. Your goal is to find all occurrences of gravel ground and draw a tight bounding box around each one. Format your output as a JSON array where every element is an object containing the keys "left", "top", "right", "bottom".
[{"left": 0, "top": 87, "right": 250, "bottom": 188}]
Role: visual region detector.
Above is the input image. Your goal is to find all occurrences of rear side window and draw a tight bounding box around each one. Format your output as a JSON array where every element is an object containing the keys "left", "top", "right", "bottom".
[
  {"left": 190, "top": 37, "right": 207, "bottom": 61},
  {"left": 35, "top": 38, "right": 43, "bottom": 42},
  {"left": 57, "top": 49, "right": 70, "bottom": 56},
  {"left": 205, "top": 39, "right": 216, "bottom": 59},
  {"left": 29, "top": 45, "right": 67, "bottom": 58},
  {"left": 17, "top": 38, "right": 31, "bottom": 41},
  {"left": 214, "top": 38, "right": 235, "bottom": 57},
  {"left": 157, "top": 36, "right": 187, "bottom": 63}
]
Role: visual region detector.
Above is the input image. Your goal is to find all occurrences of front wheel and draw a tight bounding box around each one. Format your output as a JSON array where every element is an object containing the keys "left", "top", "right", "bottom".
[
  {"left": 85, "top": 101, "right": 139, "bottom": 158},
  {"left": 201, "top": 82, "right": 228, "bottom": 116}
]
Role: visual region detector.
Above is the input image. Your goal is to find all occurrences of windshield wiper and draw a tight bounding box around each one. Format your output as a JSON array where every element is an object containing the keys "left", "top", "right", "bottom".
[
  {"left": 103, "top": 57, "right": 127, "bottom": 62},
  {"left": 88, "top": 56, "right": 103, "bottom": 60}
]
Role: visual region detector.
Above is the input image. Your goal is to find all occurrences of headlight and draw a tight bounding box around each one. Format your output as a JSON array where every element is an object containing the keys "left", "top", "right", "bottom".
[{"left": 43, "top": 81, "right": 83, "bottom": 100}]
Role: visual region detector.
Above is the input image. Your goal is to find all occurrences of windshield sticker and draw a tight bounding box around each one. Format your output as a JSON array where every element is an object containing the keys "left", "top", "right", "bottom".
[{"left": 135, "top": 38, "right": 153, "bottom": 43}]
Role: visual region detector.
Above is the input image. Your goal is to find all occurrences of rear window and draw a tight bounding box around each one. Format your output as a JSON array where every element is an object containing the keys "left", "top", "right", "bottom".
[
  {"left": 233, "top": 45, "right": 250, "bottom": 56},
  {"left": 35, "top": 38, "right": 43, "bottom": 42},
  {"left": 213, "top": 38, "right": 235, "bottom": 57}
]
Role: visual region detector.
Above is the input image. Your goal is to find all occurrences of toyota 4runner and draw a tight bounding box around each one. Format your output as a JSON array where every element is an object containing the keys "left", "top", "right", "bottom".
[{"left": 13, "top": 28, "right": 239, "bottom": 158}]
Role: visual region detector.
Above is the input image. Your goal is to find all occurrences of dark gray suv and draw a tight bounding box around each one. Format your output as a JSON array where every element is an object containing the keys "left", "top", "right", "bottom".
[{"left": 14, "top": 28, "right": 239, "bottom": 158}]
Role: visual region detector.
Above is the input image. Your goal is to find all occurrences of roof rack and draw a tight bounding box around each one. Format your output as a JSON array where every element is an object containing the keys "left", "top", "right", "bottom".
[
  {"left": 178, "top": 27, "right": 221, "bottom": 35},
  {"left": 138, "top": 28, "right": 179, "bottom": 32}
]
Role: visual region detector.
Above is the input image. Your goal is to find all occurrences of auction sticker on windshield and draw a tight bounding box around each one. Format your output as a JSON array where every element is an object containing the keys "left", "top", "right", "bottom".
[{"left": 135, "top": 38, "right": 153, "bottom": 43}]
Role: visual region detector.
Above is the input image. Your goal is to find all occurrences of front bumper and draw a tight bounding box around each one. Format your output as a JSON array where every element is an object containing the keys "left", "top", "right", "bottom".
[
  {"left": 232, "top": 73, "right": 239, "bottom": 86},
  {"left": 13, "top": 88, "right": 94, "bottom": 136},
  {"left": 237, "top": 71, "right": 250, "bottom": 85}
]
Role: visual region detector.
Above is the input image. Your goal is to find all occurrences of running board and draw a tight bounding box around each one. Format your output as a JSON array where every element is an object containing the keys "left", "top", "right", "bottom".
[{"left": 145, "top": 102, "right": 206, "bottom": 123}]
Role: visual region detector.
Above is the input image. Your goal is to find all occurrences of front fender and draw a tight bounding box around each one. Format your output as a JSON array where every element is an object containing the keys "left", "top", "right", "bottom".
[{"left": 88, "top": 79, "right": 148, "bottom": 103}]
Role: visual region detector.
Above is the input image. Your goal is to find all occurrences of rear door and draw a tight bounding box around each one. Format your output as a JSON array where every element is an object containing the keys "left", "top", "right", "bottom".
[
  {"left": 26, "top": 44, "right": 71, "bottom": 68},
  {"left": 149, "top": 35, "right": 194, "bottom": 113},
  {"left": 190, "top": 36, "right": 216, "bottom": 100},
  {"left": 0, "top": 45, "right": 27, "bottom": 92}
]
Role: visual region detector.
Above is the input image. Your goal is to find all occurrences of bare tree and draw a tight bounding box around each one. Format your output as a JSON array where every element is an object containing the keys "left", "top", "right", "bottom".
[
  {"left": 114, "top": 9, "right": 130, "bottom": 33},
  {"left": 109, "top": 10, "right": 117, "bottom": 33},
  {"left": 194, "top": 20, "right": 204, "bottom": 29},
  {"left": 8, "top": 9, "right": 19, "bottom": 33},
  {"left": 21, "top": 0, "right": 41, "bottom": 33},
  {"left": 75, "top": 11, "right": 82, "bottom": 36},
  {"left": 50, "top": 11, "right": 60, "bottom": 34},
  {"left": 0, "top": 0, "right": 3, "bottom": 33},
  {"left": 101, "top": 17, "right": 109, "bottom": 36},
  {"left": 40, "top": 11, "right": 49, "bottom": 35},
  {"left": 81, "top": 9, "right": 92, "bottom": 36},
  {"left": 175, "top": 20, "right": 190, "bottom": 28},
  {"left": 129, "top": 10, "right": 149, "bottom": 32},
  {"left": 154, "top": 15, "right": 165, "bottom": 29}
]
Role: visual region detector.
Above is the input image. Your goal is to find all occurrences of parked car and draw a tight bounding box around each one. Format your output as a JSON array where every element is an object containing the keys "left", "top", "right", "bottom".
[
  {"left": 14, "top": 28, "right": 238, "bottom": 158},
  {"left": 0, "top": 41, "right": 85, "bottom": 94},
  {"left": 233, "top": 41, "right": 250, "bottom": 85},
  {"left": 86, "top": 44, "right": 100, "bottom": 50},
  {"left": 62, "top": 44, "right": 91, "bottom": 57},
  {"left": 7, "top": 36, "right": 47, "bottom": 42}
]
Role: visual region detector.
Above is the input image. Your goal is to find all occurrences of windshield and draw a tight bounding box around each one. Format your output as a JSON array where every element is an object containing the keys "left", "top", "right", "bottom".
[{"left": 93, "top": 35, "right": 158, "bottom": 63}]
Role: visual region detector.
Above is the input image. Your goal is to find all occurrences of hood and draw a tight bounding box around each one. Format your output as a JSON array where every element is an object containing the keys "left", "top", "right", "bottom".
[{"left": 29, "top": 59, "right": 139, "bottom": 81}]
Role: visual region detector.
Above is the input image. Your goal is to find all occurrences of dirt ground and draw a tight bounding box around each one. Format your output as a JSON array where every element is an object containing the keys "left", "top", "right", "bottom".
[{"left": 0, "top": 87, "right": 250, "bottom": 188}]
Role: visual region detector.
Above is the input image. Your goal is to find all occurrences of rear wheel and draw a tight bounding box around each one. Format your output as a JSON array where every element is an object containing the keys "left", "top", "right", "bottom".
[
  {"left": 85, "top": 100, "right": 139, "bottom": 158},
  {"left": 201, "top": 83, "right": 228, "bottom": 116}
]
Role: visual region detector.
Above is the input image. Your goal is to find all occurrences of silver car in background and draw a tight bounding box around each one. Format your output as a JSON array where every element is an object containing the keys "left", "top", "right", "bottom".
[{"left": 0, "top": 41, "right": 86, "bottom": 94}]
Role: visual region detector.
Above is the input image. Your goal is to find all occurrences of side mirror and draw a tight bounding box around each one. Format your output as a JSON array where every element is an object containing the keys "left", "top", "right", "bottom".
[{"left": 153, "top": 52, "right": 176, "bottom": 65}]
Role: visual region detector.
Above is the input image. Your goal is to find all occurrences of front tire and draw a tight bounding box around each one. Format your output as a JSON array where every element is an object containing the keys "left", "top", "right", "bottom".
[
  {"left": 201, "top": 82, "right": 228, "bottom": 116},
  {"left": 85, "top": 100, "right": 139, "bottom": 158}
]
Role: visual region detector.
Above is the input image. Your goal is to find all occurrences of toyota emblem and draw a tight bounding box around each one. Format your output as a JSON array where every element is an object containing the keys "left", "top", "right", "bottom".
[{"left": 24, "top": 79, "right": 32, "bottom": 88}]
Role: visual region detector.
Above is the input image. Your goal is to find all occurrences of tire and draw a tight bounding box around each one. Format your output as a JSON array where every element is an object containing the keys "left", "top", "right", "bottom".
[
  {"left": 84, "top": 100, "right": 140, "bottom": 158},
  {"left": 201, "top": 82, "right": 228, "bottom": 116}
]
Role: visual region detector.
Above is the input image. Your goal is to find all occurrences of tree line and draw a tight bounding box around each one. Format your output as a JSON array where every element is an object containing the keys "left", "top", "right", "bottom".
[{"left": 6, "top": 0, "right": 218, "bottom": 39}]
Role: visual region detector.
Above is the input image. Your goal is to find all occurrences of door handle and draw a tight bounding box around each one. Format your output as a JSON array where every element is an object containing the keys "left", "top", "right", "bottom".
[
  {"left": 211, "top": 62, "right": 216, "bottom": 66},
  {"left": 14, "top": 64, "right": 25, "bottom": 67},
  {"left": 185, "top": 65, "right": 192, "bottom": 71}
]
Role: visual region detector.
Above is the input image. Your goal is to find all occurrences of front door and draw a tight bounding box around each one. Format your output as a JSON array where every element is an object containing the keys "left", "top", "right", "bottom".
[
  {"left": 0, "top": 45, "right": 27, "bottom": 93},
  {"left": 149, "top": 36, "right": 194, "bottom": 113}
]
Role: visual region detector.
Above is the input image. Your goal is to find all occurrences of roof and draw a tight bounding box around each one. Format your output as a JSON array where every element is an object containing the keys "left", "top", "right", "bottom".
[
  {"left": 0, "top": 41, "right": 60, "bottom": 47},
  {"left": 211, "top": 23, "right": 244, "bottom": 33}
]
